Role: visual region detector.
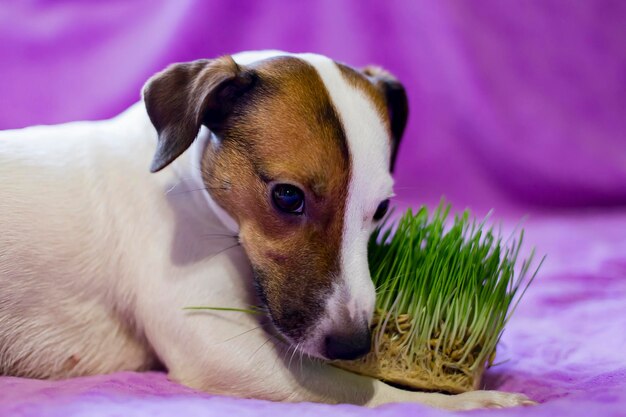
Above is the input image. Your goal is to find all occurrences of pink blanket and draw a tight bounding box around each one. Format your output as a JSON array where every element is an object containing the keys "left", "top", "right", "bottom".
[{"left": 1, "top": 1, "right": 625, "bottom": 416}]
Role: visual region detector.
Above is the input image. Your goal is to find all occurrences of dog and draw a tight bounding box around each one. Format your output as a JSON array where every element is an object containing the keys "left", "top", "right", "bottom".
[{"left": 0, "top": 51, "right": 533, "bottom": 409}]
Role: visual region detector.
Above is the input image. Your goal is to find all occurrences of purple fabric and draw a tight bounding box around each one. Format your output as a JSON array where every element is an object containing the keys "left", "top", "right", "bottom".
[{"left": 1, "top": 1, "right": 625, "bottom": 416}]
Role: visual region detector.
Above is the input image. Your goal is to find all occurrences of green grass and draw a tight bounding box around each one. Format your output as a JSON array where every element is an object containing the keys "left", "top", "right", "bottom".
[{"left": 363, "top": 200, "right": 542, "bottom": 381}]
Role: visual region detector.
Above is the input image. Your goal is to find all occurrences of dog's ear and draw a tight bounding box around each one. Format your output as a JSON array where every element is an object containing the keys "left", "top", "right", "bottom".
[
  {"left": 361, "top": 66, "right": 408, "bottom": 172},
  {"left": 143, "top": 56, "right": 256, "bottom": 172}
]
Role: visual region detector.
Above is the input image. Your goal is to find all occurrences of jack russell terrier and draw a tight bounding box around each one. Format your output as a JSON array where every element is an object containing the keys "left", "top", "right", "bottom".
[{"left": 0, "top": 51, "right": 533, "bottom": 409}]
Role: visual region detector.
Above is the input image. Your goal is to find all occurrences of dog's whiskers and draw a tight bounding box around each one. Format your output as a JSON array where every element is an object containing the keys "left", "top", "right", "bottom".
[
  {"left": 201, "top": 233, "right": 239, "bottom": 242},
  {"left": 201, "top": 232, "right": 238, "bottom": 238},
  {"left": 287, "top": 343, "right": 300, "bottom": 371},
  {"left": 166, "top": 186, "right": 231, "bottom": 196},
  {"left": 204, "top": 243, "right": 241, "bottom": 263},
  {"left": 250, "top": 337, "right": 273, "bottom": 362},
  {"left": 299, "top": 347, "right": 305, "bottom": 374},
  {"left": 218, "top": 326, "right": 262, "bottom": 345}
]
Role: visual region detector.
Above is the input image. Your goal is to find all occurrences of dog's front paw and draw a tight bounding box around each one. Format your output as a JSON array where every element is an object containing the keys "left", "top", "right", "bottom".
[{"left": 442, "top": 390, "right": 537, "bottom": 410}]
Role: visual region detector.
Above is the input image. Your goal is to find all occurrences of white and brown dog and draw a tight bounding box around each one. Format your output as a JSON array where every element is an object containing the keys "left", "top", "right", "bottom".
[{"left": 0, "top": 51, "right": 533, "bottom": 409}]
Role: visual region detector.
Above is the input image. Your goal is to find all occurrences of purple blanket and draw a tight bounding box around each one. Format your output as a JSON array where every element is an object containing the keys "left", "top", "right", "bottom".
[{"left": 1, "top": 1, "right": 625, "bottom": 416}]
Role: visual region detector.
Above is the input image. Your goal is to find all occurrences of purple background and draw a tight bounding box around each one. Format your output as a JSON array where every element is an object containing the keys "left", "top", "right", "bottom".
[{"left": 1, "top": 1, "right": 626, "bottom": 416}]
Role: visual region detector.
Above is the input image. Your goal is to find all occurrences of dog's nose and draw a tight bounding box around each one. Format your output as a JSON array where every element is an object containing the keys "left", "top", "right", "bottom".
[{"left": 324, "top": 328, "right": 372, "bottom": 360}]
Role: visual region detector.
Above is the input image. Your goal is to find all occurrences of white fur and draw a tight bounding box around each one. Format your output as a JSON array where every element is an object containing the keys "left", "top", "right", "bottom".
[{"left": 0, "top": 51, "right": 532, "bottom": 409}]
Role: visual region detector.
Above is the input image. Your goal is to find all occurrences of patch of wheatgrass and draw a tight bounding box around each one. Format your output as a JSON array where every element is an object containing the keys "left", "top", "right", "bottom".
[{"left": 333, "top": 202, "right": 543, "bottom": 393}]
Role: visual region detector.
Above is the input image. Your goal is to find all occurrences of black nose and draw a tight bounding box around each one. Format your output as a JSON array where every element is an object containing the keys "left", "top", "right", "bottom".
[{"left": 324, "top": 328, "right": 372, "bottom": 360}]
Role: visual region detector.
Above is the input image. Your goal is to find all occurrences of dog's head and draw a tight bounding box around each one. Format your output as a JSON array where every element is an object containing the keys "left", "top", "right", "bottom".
[{"left": 143, "top": 52, "right": 408, "bottom": 361}]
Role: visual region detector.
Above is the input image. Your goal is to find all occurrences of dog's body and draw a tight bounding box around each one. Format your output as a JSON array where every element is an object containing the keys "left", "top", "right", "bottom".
[{"left": 0, "top": 51, "right": 532, "bottom": 409}]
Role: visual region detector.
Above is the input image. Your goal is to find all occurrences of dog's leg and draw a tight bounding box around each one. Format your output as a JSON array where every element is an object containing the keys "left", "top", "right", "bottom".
[
  {"left": 140, "top": 300, "right": 533, "bottom": 408},
  {"left": 162, "top": 323, "right": 533, "bottom": 409}
]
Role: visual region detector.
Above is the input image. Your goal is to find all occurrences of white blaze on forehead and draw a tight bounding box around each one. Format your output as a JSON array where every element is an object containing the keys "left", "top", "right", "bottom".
[{"left": 297, "top": 53, "right": 394, "bottom": 322}]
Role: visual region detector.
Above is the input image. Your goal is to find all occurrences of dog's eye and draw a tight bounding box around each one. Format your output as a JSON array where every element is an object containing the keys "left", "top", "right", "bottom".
[
  {"left": 373, "top": 199, "right": 390, "bottom": 221},
  {"left": 272, "top": 184, "right": 305, "bottom": 215}
]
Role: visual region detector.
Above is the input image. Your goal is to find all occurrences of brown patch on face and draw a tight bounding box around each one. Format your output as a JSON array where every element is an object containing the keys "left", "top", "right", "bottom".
[{"left": 200, "top": 56, "right": 350, "bottom": 341}]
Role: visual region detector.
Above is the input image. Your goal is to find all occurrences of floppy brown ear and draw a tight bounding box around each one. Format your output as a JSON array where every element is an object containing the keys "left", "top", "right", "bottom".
[
  {"left": 361, "top": 66, "right": 408, "bottom": 172},
  {"left": 143, "top": 56, "right": 256, "bottom": 172}
]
